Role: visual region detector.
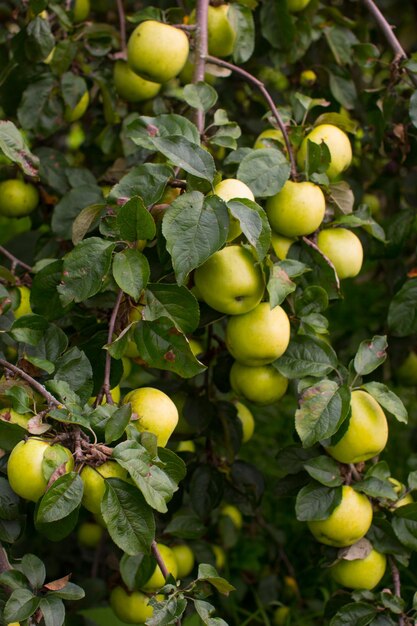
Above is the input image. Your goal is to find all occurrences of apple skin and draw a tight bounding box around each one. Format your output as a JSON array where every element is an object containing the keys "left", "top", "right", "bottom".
[
  {"left": 110, "top": 586, "right": 154, "bottom": 624},
  {"left": 300, "top": 69, "right": 317, "bottom": 86},
  {"left": 171, "top": 544, "right": 195, "bottom": 578},
  {"left": 64, "top": 91, "right": 89, "bottom": 123},
  {"left": 194, "top": 245, "right": 265, "bottom": 316},
  {"left": 142, "top": 543, "right": 178, "bottom": 591},
  {"left": 113, "top": 60, "right": 161, "bottom": 103},
  {"left": 221, "top": 504, "right": 242, "bottom": 529},
  {"left": 214, "top": 178, "right": 255, "bottom": 241},
  {"left": 212, "top": 544, "right": 225, "bottom": 570},
  {"left": 234, "top": 400, "right": 254, "bottom": 442},
  {"left": 14, "top": 285, "right": 32, "bottom": 318},
  {"left": 308, "top": 485, "right": 373, "bottom": 547},
  {"left": 254, "top": 128, "right": 284, "bottom": 150},
  {"left": 0, "top": 179, "right": 39, "bottom": 217},
  {"left": 226, "top": 302, "right": 290, "bottom": 366},
  {"left": 80, "top": 461, "right": 128, "bottom": 514},
  {"left": 297, "top": 124, "right": 352, "bottom": 179},
  {"left": 287, "top": 0, "right": 311, "bottom": 11},
  {"left": 7, "top": 439, "right": 74, "bottom": 502},
  {"left": 176, "top": 440, "right": 196, "bottom": 453},
  {"left": 230, "top": 362, "right": 288, "bottom": 405},
  {"left": 330, "top": 548, "right": 387, "bottom": 590},
  {"left": 271, "top": 233, "right": 295, "bottom": 260},
  {"left": 77, "top": 521, "right": 104, "bottom": 548},
  {"left": 72, "top": 0, "right": 90, "bottom": 22},
  {"left": 127, "top": 21, "right": 189, "bottom": 84},
  {"left": 317, "top": 228, "right": 363, "bottom": 280},
  {"left": 325, "top": 390, "right": 388, "bottom": 464},
  {"left": 206, "top": 5, "right": 236, "bottom": 57},
  {"left": 266, "top": 180, "right": 325, "bottom": 238},
  {"left": 123, "top": 387, "right": 179, "bottom": 447},
  {"left": 388, "top": 478, "right": 414, "bottom": 509}
]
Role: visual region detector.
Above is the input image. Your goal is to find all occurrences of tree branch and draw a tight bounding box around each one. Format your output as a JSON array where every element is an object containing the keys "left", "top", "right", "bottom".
[
  {"left": 206, "top": 55, "right": 298, "bottom": 179},
  {"left": 151, "top": 540, "right": 170, "bottom": 580},
  {"left": 96, "top": 289, "right": 124, "bottom": 406},
  {"left": 389, "top": 557, "right": 404, "bottom": 626},
  {"left": 0, "top": 245, "right": 32, "bottom": 273},
  {"left": 192, "top": 0, "right": 210, "bottom": 134},
  {"left": 116, "top": 0, "right": 126, "bottom": 53},
  {"left": 0, "top": 358, "right": 62, "bottom": 407}
]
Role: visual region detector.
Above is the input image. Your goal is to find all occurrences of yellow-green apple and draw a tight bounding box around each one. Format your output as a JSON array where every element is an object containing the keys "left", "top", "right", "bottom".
[
  {"left": 7, "top": 439, "right": 74, "bottom": 502},
  {"left": 308, "top": 485, "right": 373, "bottom": 547},
  {"left": 325, "top": 390, "right": 388, "bottom": 464},
  {"left": 273, "top": 606, "right": 290, "bottom": 626},
  {"left": 64, "top": 91, "right": 89, "bottom": 122},
  {"left": 212, "top": 544, "right": 225, "bottom": 570},
  {"left": 188, "top": 338, "right": 204, "bottom": 358},
  {"left": 388, "top": 478, "right": 414, "bottom": 509},
  {"left": 127, "top": 20, "right": 189, "bottom": 83},
  {"left": 206, "top": 5, "right": 236, "bottom": 57},
  {"left": 287, "top": 0, "right": 311, "bottom": 11},
  {"left": 297, "top": 124, "right": 352, "bottom": 179},
  {"left": 214, "top": 178, "right": 255, "bottom": 241},
  {"left": 271, "top": 233, "right": 296, "bottom": 259},
  {"left": 266, "top": 180, "right": 325, "bottom": 237},
  {"left": 142, "top": 543, "right": 178, "bottom": 591},
  {"left": 72, "top": 0, "right": 90, "bottom": 22},
  {"left": 113, "top": 60, "right": 161, "bottom": 103},
  {"left": 0, "top": 407, "right": 31, "bottom": 428},
  {"left": 110, "top": 587, "right": 155, "bottom": 624},
  {"left": 123, "top": 387, "right": 178, "bottom": 446},
  {"left": 13, "top": 285, "right": 32, "bottom": 318},
  {"left": 171, "top": 543, "right": 195, "bottom": 578},
  {"left": 363, "top": 193, "right": 381, "bottom": 217},
  {"left": 226, "top": 302, "right": 290, "bottom": 365},
  {"left": 77, "top": 521, "right": 104, "bottom": 548},
  {"left": 221, "top": 504, "right": 242, "bottom": 529},
  {"left": 317, "top": 228, "right": 363, "bottom": 279},
  {"left": 194, "top": 245, "right": 264, "bottom": 315},
  {"left": 0, "top": 179, "right": 39, "bottom": 217},
  {"left": 230, "top": 362, "right": 288, "bottom": 405},
  {"left": 234, "top": 400, "right": 254, "bottom": 442},
  {"left": 300, "top": 69, "right": 317, "bottom": 86},
  {"left": 80, "top": 461, "right": 128, "bottom": 513},
  {"left": 176, "top": 440, "right": 196, "bottom": 453},
  {"left": 254, "top": 128, "right": 284, "bottom": 150},
  {"left": 330, "top": 548, "right": 386, "bottom": 590}
]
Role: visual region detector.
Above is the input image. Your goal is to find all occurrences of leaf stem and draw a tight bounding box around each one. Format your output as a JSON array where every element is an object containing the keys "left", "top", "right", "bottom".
[
  {"left": 206, "top": 55, "right": 297, "bottom": 179},
  {"left": 116, "top": 0, "right": 127, "bottom": 53},
  {"left": 0, "top": 358, "right": 62, "bottom": 407},
  {"left": 192, "top": 0, "right": 210, "bottom": 134},
  {"left": 0, "top": 244, "right": 32, "bottom": 273},
  {"left": 96, "top": 289, "right": 124, "bottom": 406}
]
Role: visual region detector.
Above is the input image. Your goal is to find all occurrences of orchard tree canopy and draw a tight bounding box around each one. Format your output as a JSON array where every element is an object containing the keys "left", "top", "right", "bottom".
[{"left": 1, "top": 0, "right": 417, "bottom": 625}]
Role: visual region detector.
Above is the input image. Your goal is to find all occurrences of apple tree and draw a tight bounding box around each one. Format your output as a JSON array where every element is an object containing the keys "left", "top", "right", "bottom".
[{"left": 1, "top": 0, "right": 417, "bottom": 625}]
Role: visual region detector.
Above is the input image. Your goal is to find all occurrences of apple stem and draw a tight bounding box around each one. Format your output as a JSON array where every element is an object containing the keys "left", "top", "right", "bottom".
[
  {"left": 192, "top": 0, "right": 210, "bottom": 134},
  {"left": 348, "top": 463, "right": 361, "bottom": 482},
  {"left": 95, "top": 289, "right": 124, "bottom": 407},
  {"left": 151, "top": 540, "right": 170, "bottom": 579},
  {"left": 0, "top": 244, "right": 32, "bottom": 273},
  {"left": 301, "top": 236, "right": 341, "bottom": 292},
  {"left": 0, "top": 358, "right": 62, "bottom": 408},
  {"left": 206, "top": 55, "right": 298, "bottom": 180},
  {"left": 116, "top": 0, "right": 127, "bottom": 52}
]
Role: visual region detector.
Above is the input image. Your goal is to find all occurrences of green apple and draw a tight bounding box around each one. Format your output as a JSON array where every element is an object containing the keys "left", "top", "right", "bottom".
[
  {"left": 397, "top": 351, "right": 417, "bottom": 385},
  {"left": 287, "top": 0, "right": 311, "bottom": 11},
  {"left": 7, "top": 439, "right": 74, "bottom": 502},
  {"left": 234, "top": 400, "right": 255, "bottom": 442},
  {"left": 230, "top": 362, "right": 288, "bottom": 405},
  {"left": 226, "top": 302, "right": 290, "bottom": 366},
  {"left": 317, "top": 228, "right": 363, "bottom": 279},
  {"left": 77, "top": 521, "right": 104, "bottom": 548},
  {"left": 127, "top": 20, "right": 189, "bottom": 83},
  {"left": 113, "top": 60, "right": 162, "bottom": 103},
  {"left": 388, "top": 478, "right": 414, "bottom": 509},
  {"left": 273, "top": 606, "right": 290, "bottom": 626},
  {"left": 271, "top": 233, "right": 296, "bottom": 260},
  {"left": 300, "top": 69, "right": 317, "bottom": 86},
  {"left": 363, "top": 193, "right": 381, "bottom": 217},
  {"left": 266, "top": 180, "right": 325, "bottom": 238},
  {"left": 330, "top": 548, "right": 387, "bottom": 590},
  {"left": 308, "top": 485, "right": 373, "bottom": 547},
  {"left": 189, "top": 338, "right": 204, "bottom": 358},
  {"left": 214, "top": 178, "right": 255, "bottom": 241},
  {"left": 0, "top": 407, "right": 31, "bottom": 429},
  {"left": 0, "top": 179, "right": 39, "bottom": 217},
  {"left": 64, "top": 91, "right": 89, "bottom": 123},
  {"left": 297, "top": 124, "right": 352, "bottom": 179},
  {"left": 142, "top": 543, "right": 178, "bottom": 591},
  {"left": 206, "top": 5, "right": 236, "bottom": 57},
  {"left": 123, "top": 387, "right": 179, "bottom": 446},
  {"left": 212, "top": 544, "right": 225, "bottom": 570},
  {"left": 171, "top": 543, "right": 195, "bottom": 578},
  {"left": 72, "top": 0, "right": 90, "bottom": 22},
  {"left": 14, "top": 285, "right": 32, "bottom": 318},
  {"left": 110, "top": 586, "right": 154, "bottom": 624},
  {"left": 254, "top": 128, "right": 285, "bottom": 150},
  {"left": 80, "top": 461, "right": 128, "bottom": 513},
  {"left": 194, "top": 245, "right": 264, "bottom": 315},
  {"left": 221, "top": 504, "right": 242, "bottom": 529},
  {"left": 176, "top": 440, "right": 196, "bottom": 453},
  {"left": 325, "top": 390, "right": 388, "bottom": 464}
]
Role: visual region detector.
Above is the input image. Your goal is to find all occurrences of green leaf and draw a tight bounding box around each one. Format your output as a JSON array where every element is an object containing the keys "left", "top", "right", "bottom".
[
  {"left": 0, "top": 569, "right": 30, "bottom": 591},
  {"left": 353, "top": 335, "right": 388, "bottom": 376},
  {"left": 104, "top": 404, "right": 132, "bottom": 444},
  {"left": 58, "top": 237, "right": 115, "bottom": 306},
  {"left": 227, "top": 199, "right": 271, "bottom": 260},
  {"left": 0, "top": 120, "right": 39, "bottom": 176},
  {"left": 31, "top": 260, "right": 72, "bottom": 321},
  {"left": 61, "top": 72, "right": 87, "bottom": 109},
  {"left": 4, "top": 588, "right": 40, "bottom": 623},
  {"left": 237, "top": 148, "right": 290, "bottom": 197},
  {"left": 152, "top": 136, "right": 215, "bottom": 182},
  {"left": 230, "top": 3, "right": 255, "bottom": 64},
  {"left": 353, "top": 477, "right": 397, "bottom": 500},
  {"left": 127, "top": 114, "right": 200, "bottom": 150},
  {"left": 361, "top": 382, "right": 408, "bottom": 424},
  {"left": 194, "top": 599, "right": 228, "bottom": 626},
  {"left": 116, "top": 196, "right": 156, "bottom": 242},
  {"left": 164, "top": 514, "right": 206, "bottom": 539},
  {"left": 162, "top": 192, "right": 229, "bottom": 285},
  {"left": 144, "top": 283, "right": 199, "bottom": 334},
  {"left": 53, "top": 346, "right": 93, "bottom": 405},
  {"left": 0, "top": 421, "right": 27, "bottom": 452},
  {"left": 328, "top": 181, "right": 354, "bottom": 214},
  {"left": 26, "top": 16, "right": 55, "bottom": 62},
  {"left": 183, "top": 82, "right": 218, "bottom": 112},
  {"left": 392, "top": 504, "right": 417, "bottom": 550},
  {"left": 19, "top": 554, "right": 46, "bottom": 589},
  {"left": 190, "top": 465, "right": 223, "bottom": 519},
  {"left": 0, "top": 518, "right": 22, "bottom": 543},
  {"left": 109, "top": 164, "right": 173, "bottom": 207},
  {"left": 10, "top": 314, "right": 49, "bottom": 346},
  {"left": 260, "top": 0, "right": 294, "bottom": 51},
  {"left": 49, "top": 581, "right": 85, "bottom": 600},
  {"left": 295, "top": 483, "right": 343, "bottom": 521},
  {"left": 324, "top": 26, "right": 359, "bottom": 66},
  {"left": 120, "top": 553, "right": 155, "bottom": 592},
  {"left": 36, "top": 473, "right": 83, "bottom": 523},
  {"left": 267, "top": 264, "right": 296, "bottom": 308},
  {"left": 273, "top": 335, "right": 338, "bottom": 378},
  {"left": 0, "top": 476, "right": 20, "bottom": 520},
  {"left": 197, "top": 564, "right": 236, "bottom": 595},
  {"left": 332, "top": 207, "right": 386, "bottom": 242},
  {"left": 52, "top": 185, "right": 104, "bottom": 240},
  {"left": 388, "top": 279, "right": 417, "bottom": 337},
  {"left": 101, "top": 478, "right": 155, "bottom": 556},
  {"left": 112, "top": 249, "right": 150, "bottom": 301},
  {"left": 72, "top": 203, "right": 106, "bottom": 245},
  {"left": 147, "top": 595, "right": 187, "bottom": 626},
  {"left": 329, "top": 603, "right": 377, "bottom": 626},
  {"left": 303, "top": 456, "right": 343, "bottom": 488},
  {"left": 39, "top": 595, "right": 65, "bottom": 626}
]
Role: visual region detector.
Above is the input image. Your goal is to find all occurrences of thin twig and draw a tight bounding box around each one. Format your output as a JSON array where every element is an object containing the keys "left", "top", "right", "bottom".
[
  {"left": 302, "top": 236, "right": 341, "bottom": 292},
  {"left": 0, "top": 245, "right": 32, "bottom": 273},
  {"left": 151, "top": 540, "right": 170, "bottom": 579},
  {"left": 0, "top": 545, "right": 11, "bottom": 573},
  {"left": 192, "top": 0, "right": 210, "bottom": 134},
  {"left": 116, "top": 0, "right": 126, "bottom": 52},
  {"left": 96, "top": 289, "right": 123, "bottom": 406},
  {"left": 389, "top": 557, "right": 405, "bottom": 626},
  {"left": 0, "top": 358, "right": 62, "bottom": 407},
  {"left": 206, "top": 55, "right": 297, "bottom": 179},
  {"left": 348, "top": 463, "right": 362, "bottom": 482}
]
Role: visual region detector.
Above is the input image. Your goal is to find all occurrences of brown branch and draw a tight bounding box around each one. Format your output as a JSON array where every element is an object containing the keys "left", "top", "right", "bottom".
[
  {"left": 192, "top": 0, "right": 210, "bottom": 134},
  {"left": 0, "top": 245, "right": 32, "bottom": 273},
  {"left": 96, "top": 289, "right": 123, "bottom": 406},
  {"left": 348, "top": 463, "right": 362, "bottom": 482},
  {"left": 206, "top": 55, "right": 297, "bottom": 180},
  {"left": 0, "top": 358, "right": 62, "bottom": 407},
  {"left": 116, "top": 0, "right": 126, "bottom": 52},
  {"left": 302, "top": 236, "right": 341, "bottom": 292},
  {"left": 389, "top": 557, "right": 405, "bottom": 626},
  {"left": 151, "top": 540, "right": 170, "bottom": 580}
]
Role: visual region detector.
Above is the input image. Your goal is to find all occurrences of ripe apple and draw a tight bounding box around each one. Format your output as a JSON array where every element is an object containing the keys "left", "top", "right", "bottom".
[
  {"left": 271, "top": 233, "right": 295, "bottom": 260},
  {"left": 307, "top": 485, "right": 373, "bottom": 547},
  {"left": 234, "top": 400, "right": 255, "bottom": 442},
  {"left": 388, "top": 478, "right": 414, "bottom": 509},
  {"left": 80, "top": 461, "right": 128, "bottom": 513},
  {"left": 212, "top": 544, "right": 225, "bottom": 570},
  {"left": 194, "top": 245, "right": 265, "bottom": 316},
  {"left": 110, "top": 586, "right": 154, "bottom": 624},
  {"left": 325, "top": 390, "right": 388, "bottom": 464},
  {"left": 214, "top": 178, "right": 255, "bottom": 241},
  {"left": 142, "top": 543, "right": 178, "bottom": 591},
  {"left": 254, "top": 128, "right": 285, "bottom": 150},
  {"left": 123, "top": 387, "right": 179, "bottom": 446},
  {"left": 206, "top": 5, "right": 236, "bottom": 57},
  {"left": 317, "top": 228, "right": 363, "bottom": 280},
  {"left": 77, "top": 521, "right": 104, "bottom": 548},
  {"left": 297, "top": 124, "right": 352, "bottom": 179},
  {"left": 287, "top": 0, "right": 311, "bottom": 11},
  {"left": 113, "top": 61, "right": 162, "bottom": 103},
  {"left": 0, "top": 407, "right": 31, "bottom": 429},
  {"left": 230, "top": 362, "right": 288, "bottom": 405},
  {"left": 7, "top": 439, "right": 74, "bottom": 502},
  {"left": 72, "top": 0, "right": 90, "bottom": 22},
  {"left": 127, "top": 20, "right": 189, "bottom": 84},
  {"left": 171, "top": 543, "right": 195, "bottom": 578},
  {"left": 189, "top": 338, "right": 204, "bottom": 359},
  {"left": 330, "top": 548, "right": 386, "bottom": 590},
  {"left": 226, "top": 302, "right": 290, "bottom": 366},
  {"left": 64, "top": 91, "right": 89, "bottom": 123},
  {"left": 13, "top": 285, "right": 32, "bottom": 318},
  {"left": 266, "top": 180, "right": 325, "bottom": 238},
  {"left": 176, "top": 440, "right": 196, "bottom": 453},
  {"left": 221, "top": 504, "right": 243, "bottom": 529},
  {"left": 300, "top": 69, "right": 317, "bottom": 86},
  {"left": 0, "top": 179, "right": 39, "bottom": 217}
]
